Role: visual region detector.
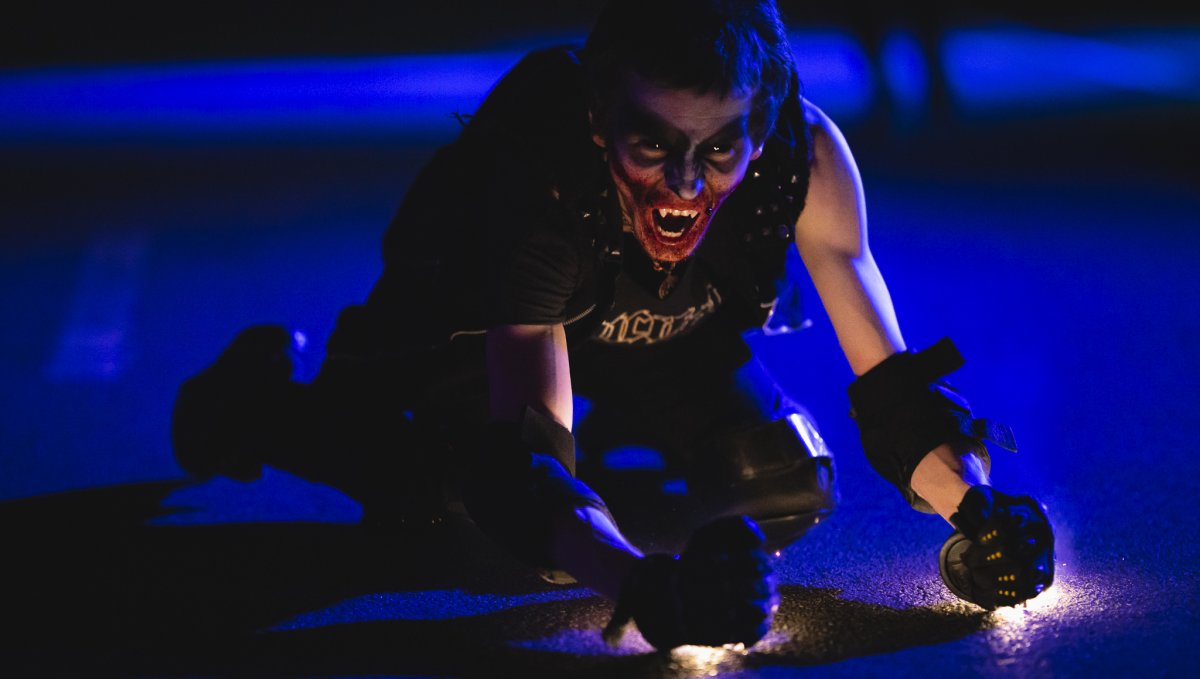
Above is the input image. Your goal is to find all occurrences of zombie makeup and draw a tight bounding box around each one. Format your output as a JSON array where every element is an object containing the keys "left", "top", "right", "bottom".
[{"left": 595, "top": 74, "right": 761, "bottom": 266}]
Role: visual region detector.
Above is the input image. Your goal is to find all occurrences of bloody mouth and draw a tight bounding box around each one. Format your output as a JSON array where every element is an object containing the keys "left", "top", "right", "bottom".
[{"left": 649, "top": 206, "right": 702, "bottom": 241}]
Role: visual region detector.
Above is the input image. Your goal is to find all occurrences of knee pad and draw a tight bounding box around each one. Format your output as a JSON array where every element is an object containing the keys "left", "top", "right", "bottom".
[{"left": 692, "top": 410, "right": 837, "bottom": 551}]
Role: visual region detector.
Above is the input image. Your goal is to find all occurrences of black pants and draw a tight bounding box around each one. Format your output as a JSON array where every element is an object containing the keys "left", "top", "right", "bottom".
[
  {"left": 568, "top": 313, "right": 806, "bottom": 549},
  {"left": 571, "top": 311, "right": 775, "bottom": 468},
  {"left": 257, "top": 305, "right": 807, "bottom": 554}
]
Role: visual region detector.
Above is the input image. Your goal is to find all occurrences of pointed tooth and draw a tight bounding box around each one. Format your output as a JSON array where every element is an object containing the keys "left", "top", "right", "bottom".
[{"left": 658, "top": 208, "right": 669, "bottom": 219}]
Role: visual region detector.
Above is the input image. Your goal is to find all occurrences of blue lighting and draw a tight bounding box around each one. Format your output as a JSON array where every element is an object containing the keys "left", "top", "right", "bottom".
[
  {"left": 572, "top": 394, "right": 593, "bottom": 426},
  {"left": 602, "top": 446, "right": 666, "bottom": 472},
  {"left": 0, "top": 52, "right": 526, "bottom": 143},
  {"left": 270, "top": 587, "right": 593, "bottom": 629},
  {"left": 512, "top": 628, "right": 651, "bottom": 655},
  {"left": 1, "top": 27, "right": 1197, "bottom": 145},
  {"left": 942, "top": 26, "right": 1200, "bottom": 116},
  {"left": 151, "top": 467, "right": 363, "bottom": 525},
  {"left": 661, "top": 478, "right": 688, "bottom": 496},
  {"left": 880, "top": 29, "right": 931, "bottom": 119},
  {"left": 788, "top": 29, "right": 875, "bottom": 121},
  {"left": 0, "top": 32, "right": 880, "bottom": 145}
]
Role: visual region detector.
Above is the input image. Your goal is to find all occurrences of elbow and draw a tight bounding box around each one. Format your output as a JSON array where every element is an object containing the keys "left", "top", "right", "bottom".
[{"left": 795, "top": 235, "right": 870, "bottom": 273}]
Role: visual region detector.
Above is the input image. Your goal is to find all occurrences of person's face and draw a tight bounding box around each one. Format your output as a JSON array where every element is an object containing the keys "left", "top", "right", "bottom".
[{"left": 594, "top": 73, "right": 762, "bottom": 264}]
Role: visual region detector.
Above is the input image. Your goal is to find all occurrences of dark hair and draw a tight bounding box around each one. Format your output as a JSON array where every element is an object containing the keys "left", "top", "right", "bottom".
[{"left": 581, "top": 0, "right": 795, "bottom": 143}]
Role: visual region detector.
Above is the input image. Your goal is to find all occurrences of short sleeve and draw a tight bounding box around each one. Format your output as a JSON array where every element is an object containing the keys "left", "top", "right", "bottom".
[
  {"left": 486, "top": 223, "right": 581, "bottom": 326},
  {"left": 373, "top": 47, "right": 593, "bottom": 334},
  {"left": 475, "top": 141, "right": 582, "bottom": 327}
]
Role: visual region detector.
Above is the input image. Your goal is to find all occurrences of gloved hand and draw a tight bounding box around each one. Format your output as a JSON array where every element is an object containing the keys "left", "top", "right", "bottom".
[
  {"left": 939, "top": 485, "right": 1055, "bottom": 609},
  {"left": 603, "top": 516, "right": 778, "bottom": 651}
]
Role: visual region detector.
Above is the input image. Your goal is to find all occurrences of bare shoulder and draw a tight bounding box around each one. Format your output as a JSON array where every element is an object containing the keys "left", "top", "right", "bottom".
[
  {"left": 802, "top": 100, "right": 863, "bottom": 209},
  {"left": 795, "top": 99, "right": 867, "bottom": 257}
]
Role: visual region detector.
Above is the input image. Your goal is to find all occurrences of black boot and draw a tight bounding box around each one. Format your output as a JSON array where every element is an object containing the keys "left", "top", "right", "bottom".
[{"left": 172, "top": 325, "right": 298, "bottom": 482}]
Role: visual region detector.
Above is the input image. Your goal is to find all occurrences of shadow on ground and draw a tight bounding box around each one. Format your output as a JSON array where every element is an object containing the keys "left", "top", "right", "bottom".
[{"left": 1, "top": 481, "right": 996, "bottom": 677}]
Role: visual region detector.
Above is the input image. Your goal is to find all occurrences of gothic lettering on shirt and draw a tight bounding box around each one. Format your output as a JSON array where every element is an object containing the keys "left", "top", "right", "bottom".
[{"left": 596, "top": 284, "right": 723, "bottom": 345}]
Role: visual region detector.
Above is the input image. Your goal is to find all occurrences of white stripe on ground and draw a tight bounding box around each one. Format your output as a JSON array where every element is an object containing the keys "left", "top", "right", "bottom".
[{"left": 46, "top": 231, "right": 148, "bottom": 382}]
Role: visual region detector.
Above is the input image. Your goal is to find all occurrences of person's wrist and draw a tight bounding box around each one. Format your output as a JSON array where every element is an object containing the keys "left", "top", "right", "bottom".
[{"left": 911, "top": 442, "right": 988, "bottom": 521}]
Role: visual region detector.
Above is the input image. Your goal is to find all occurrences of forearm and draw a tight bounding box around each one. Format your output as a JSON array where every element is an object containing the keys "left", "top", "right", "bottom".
[
  {"left": 794, "top": 109, "right": 988, "bottom": 517},
  {"left": 792, "top": 106, "right": 1051, "bottom": 610},
  {"left": 486, "top": 323, "right": 574, "bottom": 429},
  {"left": 797, "top": 243, "right": 905, "bottom": 376},
  {"left": 802, "top": 246, "right": 989, "bottom": 514}
]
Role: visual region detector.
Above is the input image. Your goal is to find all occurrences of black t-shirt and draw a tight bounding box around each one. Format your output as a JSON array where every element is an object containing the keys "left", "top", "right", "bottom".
[
  {"left": 590, "top": 235, "right": 720, "bottom": 346},
  {"left": 354, "top": 46, "right": 810, "bottom": 368}
]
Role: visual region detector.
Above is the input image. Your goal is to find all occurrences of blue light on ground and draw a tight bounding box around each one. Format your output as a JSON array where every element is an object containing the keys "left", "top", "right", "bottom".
[
  {"left": 511, "top": 628, "right": 654, "bottom": 656},
  {"left": 45, "top": 232, "right": 148, "bottom": 382},
  {"left": 602, "top": 446, "right": 666, "bottom": 472},
  {"left": 270, "top": 587, "right": 593, "bottom": 629},
  {"left": 151, "top": 466, "right": 363, "bottom": 525}
]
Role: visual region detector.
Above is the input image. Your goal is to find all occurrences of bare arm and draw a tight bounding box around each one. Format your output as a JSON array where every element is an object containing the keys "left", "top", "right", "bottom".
[
  {"left": 793, "top": 104, "right": 904, "bottom": 375},
  {"left": 485, "top": 322, "right": 641, "bottom": 596},
  {"left": 486, "top": 323, "right": 574, "bottom": 428},
  {"left": 794, "top": 103, "right": 986, "bottom": 520}
]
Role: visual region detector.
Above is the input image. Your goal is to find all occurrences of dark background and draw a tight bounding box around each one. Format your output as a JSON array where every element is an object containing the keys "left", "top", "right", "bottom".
[{"left": 4, "top": 1, "right": 1198, "bottom": 67}]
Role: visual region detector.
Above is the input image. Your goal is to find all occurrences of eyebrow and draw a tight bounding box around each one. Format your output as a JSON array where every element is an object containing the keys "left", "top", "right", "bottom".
[{"left": 622, "top": 104, "right": 748, "bottom": 148}]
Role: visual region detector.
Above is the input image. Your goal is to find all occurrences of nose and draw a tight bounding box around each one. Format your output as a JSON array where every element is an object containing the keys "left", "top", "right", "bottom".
[{"left": 667, "top": 158, "right": 704, "bottom": 201}]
